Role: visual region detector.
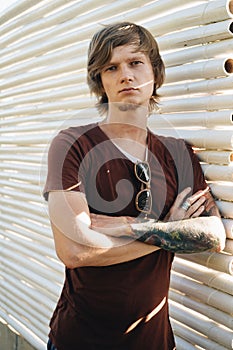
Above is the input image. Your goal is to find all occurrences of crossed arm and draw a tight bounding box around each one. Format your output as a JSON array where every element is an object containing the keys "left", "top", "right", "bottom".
[
  {"left": 91, "top": 187, "right": 226, "bottom": 254},
  {"left": 48, "top": 186, "right": 226, "bottom": 268}
]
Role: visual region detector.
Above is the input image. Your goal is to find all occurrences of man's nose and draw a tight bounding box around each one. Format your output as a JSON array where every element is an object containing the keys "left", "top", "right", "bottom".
[{"left": 120, "top": 65, "right": 133, "bottom": 83}]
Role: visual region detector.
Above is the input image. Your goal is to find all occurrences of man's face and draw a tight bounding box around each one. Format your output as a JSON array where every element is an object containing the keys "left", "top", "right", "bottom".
[{"left": 100, "top": 44, "right": 154, "bottom": 110}]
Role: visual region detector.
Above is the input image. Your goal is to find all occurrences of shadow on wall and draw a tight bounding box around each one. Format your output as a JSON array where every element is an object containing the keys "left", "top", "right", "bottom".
[{"left": 0, "top": 321, "right": 36, "bottom": 350}]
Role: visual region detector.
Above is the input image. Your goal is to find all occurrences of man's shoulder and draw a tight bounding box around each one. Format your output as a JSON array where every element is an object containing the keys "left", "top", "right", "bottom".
[
  {"left": 149, "top": 128, "right": 187, "bottom": 149},
  {"left": 148, "top": 129, "right": 195, "bottom": 164},
  {"left": 50, "top": 122, "right": 99, "bottom": 145},
  {"left": 59, "top": 122, "right": 99, "bottom": 138}
]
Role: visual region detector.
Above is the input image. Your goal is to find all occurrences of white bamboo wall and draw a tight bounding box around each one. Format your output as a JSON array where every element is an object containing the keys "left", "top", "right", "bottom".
[{"left": 0, "top": 1, "right": 233, "bottom": 349}]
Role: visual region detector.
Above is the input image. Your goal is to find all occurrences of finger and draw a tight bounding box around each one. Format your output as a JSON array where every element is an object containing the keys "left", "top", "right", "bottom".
[
  {"left": 127, "top": 216, "right": 137, "bottom": 223},
  {"left": 190, "top": 205, "right": 205, "bottom": 218},
  {"left": 204, "top": 195, "right": 215, "bottom": 212},
  {"left": 188, "top": 187, "right": 210, "bottom": 204},
  {"left": 188, "top": 196, "right": 206, "bottom": 215},
  {"left": 90, "top": 213, "right": 97, "bottom": 219},
  {"left": 175, "top": 187, "right": 192, "bottom": 207},
  {"left": 182, "top": 197, "right": 206, "bottom": 219}
]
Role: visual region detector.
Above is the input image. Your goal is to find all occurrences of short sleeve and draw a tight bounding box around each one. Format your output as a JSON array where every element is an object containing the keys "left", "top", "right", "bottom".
[
  {"left": 160, "top": 136, "right": 208, "bottom": 195},
  {"left": 182, "top": 141, "right": 207, "bottom": 194},
  {"left": 43, "top": 129, "right": 86, "bottom": 201}
]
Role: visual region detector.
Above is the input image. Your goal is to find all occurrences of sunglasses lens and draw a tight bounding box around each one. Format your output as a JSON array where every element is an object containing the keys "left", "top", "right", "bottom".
[
  {"left": 136, "top": 163, "right": 150, "bottom": 183},
  {"left": 137, "top": 190, "right": 151, "bottom": 212}
]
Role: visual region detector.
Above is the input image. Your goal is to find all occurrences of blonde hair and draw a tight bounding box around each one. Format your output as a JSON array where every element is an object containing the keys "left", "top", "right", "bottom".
[{"left": 87, "top": 22, "right": 165, "bottom": 114}]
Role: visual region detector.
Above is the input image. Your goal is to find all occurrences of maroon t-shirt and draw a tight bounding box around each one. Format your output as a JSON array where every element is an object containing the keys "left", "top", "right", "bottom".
[{"left": 44, "top": 123, "right": 207, "bottom": 350}]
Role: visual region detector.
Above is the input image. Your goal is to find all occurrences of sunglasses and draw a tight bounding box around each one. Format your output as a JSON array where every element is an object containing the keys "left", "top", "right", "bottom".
[{"left": 134, "top": 161, "right": 152, "bottom": 216}]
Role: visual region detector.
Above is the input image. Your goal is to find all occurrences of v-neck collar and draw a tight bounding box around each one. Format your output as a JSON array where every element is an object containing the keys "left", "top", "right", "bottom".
[{"left": 97, "top": 124, "right": 151, "bottom": 164}]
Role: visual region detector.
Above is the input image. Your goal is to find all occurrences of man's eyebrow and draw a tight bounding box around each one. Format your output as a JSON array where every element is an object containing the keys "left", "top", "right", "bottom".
[
  {"left": 129, "top": 54, "right": 145, "bottom": 59},
  {"left": 129, "top": 51, "right": 146, "bottom": 57},
  {"left": 107, "top": 53, "right": 146, "bottom": 65}
]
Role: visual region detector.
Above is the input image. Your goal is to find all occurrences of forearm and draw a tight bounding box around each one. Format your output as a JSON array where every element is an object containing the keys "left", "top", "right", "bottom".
[
  {"left": 129, "top": 216, "right": 226, "bottom": 254},
  {"left": 51, "top": 220, "right": 159, "bottom": 268},
  {"left": 48, "top": 191, "right": 159, "bottom": 267},
  {"left": 75, "top": 239, "right": 159, "bottom": 267}
]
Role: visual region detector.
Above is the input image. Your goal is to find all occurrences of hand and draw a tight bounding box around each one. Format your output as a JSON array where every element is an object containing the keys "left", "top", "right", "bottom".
[
  {"left": 164, "top": 187, "right": 210, "bottom": 222},
  {"left": 90, "top": 213, "right": 135, "bottom": 237}
]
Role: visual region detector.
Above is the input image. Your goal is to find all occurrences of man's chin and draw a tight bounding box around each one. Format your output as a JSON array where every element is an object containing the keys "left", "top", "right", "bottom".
[{"left": 117, "top": 103, "right": 140, "bottom": 112}]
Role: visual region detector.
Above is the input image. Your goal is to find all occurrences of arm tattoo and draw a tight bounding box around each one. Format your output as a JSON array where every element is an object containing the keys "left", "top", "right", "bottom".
[{"left": 130, "top": 218, "right": 222, "bottom": 254}]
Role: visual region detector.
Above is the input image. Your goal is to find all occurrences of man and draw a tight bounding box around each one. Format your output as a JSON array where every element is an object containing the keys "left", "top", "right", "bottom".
[{"left": 44, "top": 22, "right": 225, "bottom": 350}]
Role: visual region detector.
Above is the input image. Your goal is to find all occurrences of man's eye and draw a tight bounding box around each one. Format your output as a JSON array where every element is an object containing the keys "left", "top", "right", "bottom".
[
  {"left": 131, "top": 61, "right": 143, "bottom": 66},
  {"left": 106, "top": 66, "right": 116, "bottom": 71}
]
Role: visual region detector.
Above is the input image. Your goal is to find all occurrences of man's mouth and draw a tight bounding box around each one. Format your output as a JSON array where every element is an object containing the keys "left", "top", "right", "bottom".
[{"left": 119, "top": 87, "right": 137, "bottom": 93}]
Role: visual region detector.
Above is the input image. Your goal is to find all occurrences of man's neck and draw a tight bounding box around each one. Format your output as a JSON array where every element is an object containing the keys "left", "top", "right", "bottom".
[
  {"left": 101, "top": 103, "right": 149, "bottom": 140},
  {"left": 99, "top": 120, "right": 149, "bottom": 161}
]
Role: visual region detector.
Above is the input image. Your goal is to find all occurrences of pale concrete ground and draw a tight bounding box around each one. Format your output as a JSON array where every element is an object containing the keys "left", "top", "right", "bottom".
[{"left": 0, "top": 321, "right": 37, "bottom": 350}]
